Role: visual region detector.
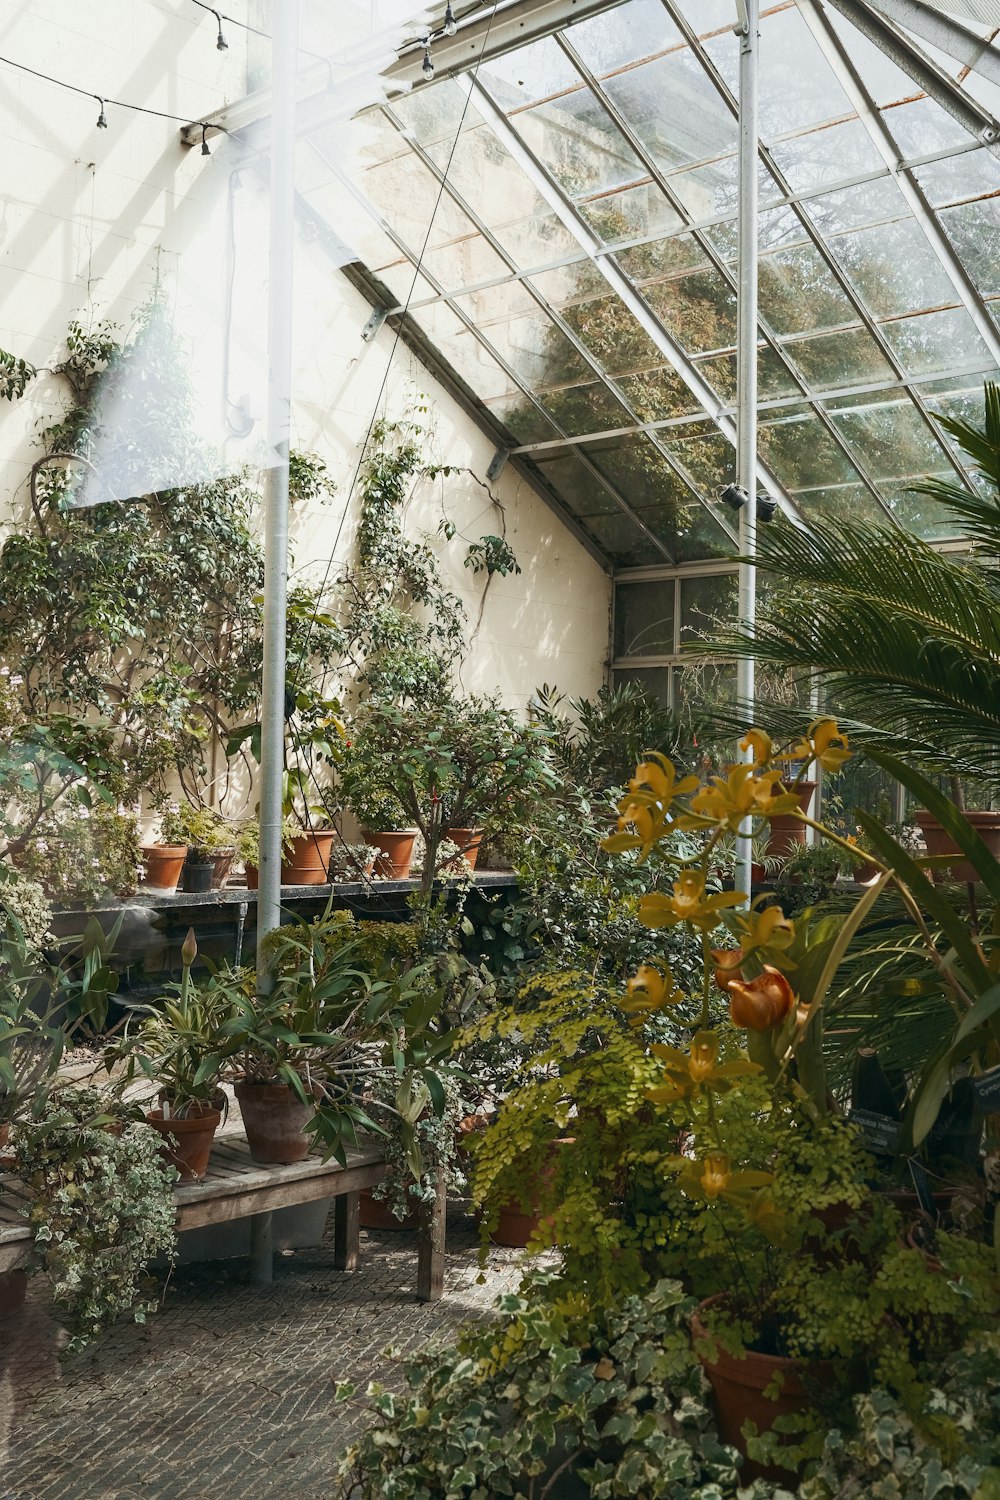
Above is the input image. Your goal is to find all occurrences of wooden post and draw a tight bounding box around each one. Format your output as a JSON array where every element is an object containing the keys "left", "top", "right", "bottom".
[
  {"left": 249, "top": 1209, "right": 274, "bottom": 1284},
  {"left": 416, "top": 1169, "right": 446, "bottom": 1302},
  {"left": 333, "top": 1191, "right": 360, "bottom": 1272}
]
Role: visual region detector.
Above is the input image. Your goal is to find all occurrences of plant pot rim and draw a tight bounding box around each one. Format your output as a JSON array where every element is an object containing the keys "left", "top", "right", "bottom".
[
  {"left": 147, "top": 1105, "right": 222, "bottom": 1128},
  {"left": 691, "top": 1293, "right": 834, "bottom": 1381},
  {"left": 142, "top": 842, "right": 188, "bottom": 854},
  {"left": 362, "top": 826, "right": 419, "bottom": 836}
]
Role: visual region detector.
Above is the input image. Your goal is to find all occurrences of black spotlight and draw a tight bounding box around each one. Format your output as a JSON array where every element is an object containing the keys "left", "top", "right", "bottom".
[
  {"left": 719, "top": 483, "right": 749, "bottom": 512},
  {"left": 756, "top": 492, "right": 779, "bottom": 523}
]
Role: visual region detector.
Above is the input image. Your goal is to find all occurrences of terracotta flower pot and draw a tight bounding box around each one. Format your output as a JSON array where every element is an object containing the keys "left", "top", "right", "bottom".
[
  {"left": 0, "top": 1120, "right": 13, "bottom": 1172},
  {"left": 488, "top": 1139, "right": 573, "bottom": 1248},
  {"left": 751, "top": 782, "right": 817, "bottom": 884},
  {"left": 914, "top": 808, "right": 1000, "bottom": 883},
  {"left": 140, "top": 844, "right": 188, "bottom": 891},
  {"left": 211, "top": 848, "right": 235, "bottom": 888},
  {"left": 0, "top": 1269, "right": 28, "bottom": 1321},
  {"left": 145, "top": 1105, "right": 221, "bottom": 1180},
  {"left": 444, "top": 827, "right": 484, "bottom": 870},
  {"left": 281, "top": 830, "right": 336, "bottom": 885},
  {"left": 234, "top": 1080, "right": 316, "bottom": 1164},
  {"left": 364, "top": 830, "right": 417, "bottom": 880},
  {"left": 359, "top": 1187, "right": 419, "bottom": 1230},
  {"left": 691, "top": 1295, "right": 834, "bottom": 1483}
]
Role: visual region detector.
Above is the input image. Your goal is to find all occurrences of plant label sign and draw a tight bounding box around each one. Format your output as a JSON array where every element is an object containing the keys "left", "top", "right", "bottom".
[
  {"left": 848, "top": 1107, "right": 901, "bottom": 1155},
  {"left": 973, "top": 1065, "right": 1000, "bottom": 1114}
]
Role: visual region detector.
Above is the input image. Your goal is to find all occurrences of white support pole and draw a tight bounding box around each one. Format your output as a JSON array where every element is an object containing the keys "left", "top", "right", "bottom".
[
  {"left": 257, "top": 0, "right": 300, "bottom": 979},
  {"left": 735, "top": 0, "right": 759, "bottom": 904}
]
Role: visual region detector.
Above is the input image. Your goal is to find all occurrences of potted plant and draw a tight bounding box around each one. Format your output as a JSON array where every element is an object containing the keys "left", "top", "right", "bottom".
[
  {"left": 327, "top": 838, "right": 379, "bottom": 883},
  {"left": 114, "top": 928, "right": 238, "bottom": 1179},
  {"left": 340, "top": 694, "right": 554, "bottom": 893},
  {"left": 358, "top": 1071, "right": 472, "bottom": 1230},
  {"left": 219, "top": 904, "right": 449, "bottom": 1165},
  {"left": 159, "top": 802, "right": 239, "bottom": 889},
  {"left": 13, "top": 1085, "right": 179, "bottom": 1353}
]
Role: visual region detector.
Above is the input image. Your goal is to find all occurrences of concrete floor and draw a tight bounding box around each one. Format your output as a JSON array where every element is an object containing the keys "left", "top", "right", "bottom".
[{"left": 0, "top": 1208, "right": 526, "bottom": 1500}]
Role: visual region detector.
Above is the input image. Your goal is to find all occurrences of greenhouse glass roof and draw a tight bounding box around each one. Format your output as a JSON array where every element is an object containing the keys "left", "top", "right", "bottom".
[{"left": 301, "top": 0, "right": 1000, "bottom": 567}]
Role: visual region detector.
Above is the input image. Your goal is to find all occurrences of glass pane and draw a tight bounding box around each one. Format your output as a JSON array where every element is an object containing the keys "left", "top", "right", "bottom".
[
  {"left": 796, "top": 483, "right": 886, "bottom": 525},
  {"left": 696, "top": 345, "right": 804, "bottom": 402},
  {"left": 803, "top": 177, "right": 909, "bottom": 237},
  {"left": 938, "top": 199, "right": 1000, "bottom": 297},
  {"left": 571, "top": 0, "right": 683, "bottom": 73},
  {"left": 881, "top": 97, "right": 976, "bottom": 158},
  {"left": 581, "top": 510, "right": 666, "bottom": 565},
  {"left": 415, "top": 313, "right": 519, "bottom": 399},
  {"left": 768, "top": 120, "right": 885, "bottom": 193},
  {"left": 914, "top": 148, "right": 998, "bottom": 206},
  {"left": 679, "top": 574, "right": 738, "bottom": 642},
  {"left": 613, "top": 665, "right": 671, "bottom": 705},
  {"left": 784, "top": 328, "right": 896, "bottom": 391},
  {"left": 829, "top": 220, "right": 957, "bottom": 319},
  {"left": 758, "top": 243, "right": 860, "bottom": 337},
  {"left": 880, "top": 307, "right": 995, "bottom": 375},
  {"left": 483, "top": 394, "right": 560, "bottom": 444},
  {"left": 671, "top": 505, "right": 736, "bottom": 562},
  {"left": 586, "top": 433, "right": 691, "bottom": 513},
  {"left": 616, "top": 365, "right": 704, "bottom": 422},
  {"left": 421, "top": 235, "right": 510, "bottom": 294},
  {"left": 662, "top": 425, "right": 733, "bottom": 493},
  {"left": 670, "top": 154, "right": 740, "bottom": 222},
  {"left": 831, "top": 397, "right": 951, "bottom": 480},
  {"left": 541, "top": 382, "right": 634, "bottom": 436},
  {"left": 758, "top": 408, "right": 863, "bottom": 490},
  {"left": 579, "top": 183, "right": 683, "bottom": 247},
  {"left": 614, "top": 580, "right": 676, "bottom": 657},
  {"left": 463, "top": 309, "right": 596, "bottom": 392},
  {"left": 554, "top": 294, "right": 665, "bottom": 376},
  {"left": 477, "top": 37, "right": 581, "bottom": 108},
  {"left": 645, "top": 270, "right": 737, "bottom": 354},
  {"left": 615, "top": 232, "right": 708, "bottom": 284},
  {"left": 531, "top": 449, "right": 625, "bottom": 516},
  {"left": 603, "top": 50, "right": 738, "bottom": 175},
  {"left": 514, "top": 90, "right": 647, "bottom": 199},
  {"left": 756, "top": 6, "right": 855, "bottom": 140},
  {"left": 390, "top": 80, "right": 474, "bottom": 149},
  {"left": 881, "top": 479, "right": 969, "bottom": 540}
]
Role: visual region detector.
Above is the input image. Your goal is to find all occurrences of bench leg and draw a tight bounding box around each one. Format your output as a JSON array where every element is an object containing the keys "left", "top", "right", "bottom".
[
  {"left": 334, "top": 1192, "right": 360, "bottom": 1272},
  {"left": 249, "top": 1210, "right": 274, "bottom": 1285},
  {"left": 417, "top": 1169, "right": 447, "bottom": 1302}
]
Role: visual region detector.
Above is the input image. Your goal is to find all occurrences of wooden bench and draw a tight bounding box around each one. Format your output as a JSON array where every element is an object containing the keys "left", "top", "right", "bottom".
[{"left": 0, "top": 1130, "right": 446, "bottom": 1299}]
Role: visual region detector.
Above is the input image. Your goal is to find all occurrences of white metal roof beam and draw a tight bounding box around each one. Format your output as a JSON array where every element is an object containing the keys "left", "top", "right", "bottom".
[
  {"left": 796, "top": 0, "right": 1000, "bottom": 369},
  {"left": 456, "top": 71, "right": 798, "bottom": 522},
  {"left": 866, "top": 0, "right": 1000, "bottom": 85}
]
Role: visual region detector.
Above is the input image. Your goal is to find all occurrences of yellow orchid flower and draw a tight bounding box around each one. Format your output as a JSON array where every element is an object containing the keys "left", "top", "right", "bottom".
[
  {"left": 629, "top": 752, "right": 700, "bottom": 806},
  {"left": 622, "top": 962, "right": 682, "bottom": 1025},
  {"left": 667, "top": 1151, "right": 775, "bottom": 1204},
  {"left": 733, "top": 902, "right": 796, "bottom": 961},
  {"left": 637, "top": 872, "right": 744, "bottom": 933},
  {"left": 790, "top": 717, "right": 851, "bottom": 774},
  {"left": 647, "top": 1030, "right": 761, "bottom": 1102},
  {"left": 690, "top": 764, "right": 800, "bottom": 832},
  {"left": 602, "top": 753, "right": 701, "bottom": 857},
  {"left": 739, "top": 728, "right": 773, "bottom": 766}
]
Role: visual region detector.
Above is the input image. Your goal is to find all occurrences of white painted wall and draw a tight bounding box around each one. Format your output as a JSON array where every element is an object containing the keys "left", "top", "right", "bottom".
[{"left": 0, "top": 0, "right": 611, "bottom": 725}]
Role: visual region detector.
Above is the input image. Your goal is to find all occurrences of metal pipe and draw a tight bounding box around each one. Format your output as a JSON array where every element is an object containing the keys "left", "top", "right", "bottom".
[
  {"left": 256, "top": 0, "right": 300, "bottom": 982},
  {"left": 735, "top": 0, "right": 759, "bottom": 905}
]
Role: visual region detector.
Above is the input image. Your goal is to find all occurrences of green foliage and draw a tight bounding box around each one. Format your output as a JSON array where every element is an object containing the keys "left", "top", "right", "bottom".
[
  {"left": 773, "top": 840, "right": 846, "bottom": 917},
  {"left": 464, "top": 534, "right": 520, "bottom": 577},
  {"left": 365, "top": 1069, "right": 474, "bottom": 1221},
  {"left": 341, "top": 694, "right": 555, "bottom": 892},
  {"left": 335, "top": 1275, "right": 744, "bottom": 1500},
  {"left": 0, "top": 346, "right": 36, "bottom": 401},
  {"left": 531, "top": 681, "right": 692, "bottom": 804},
  {"left": 159, "top": 801, "right": 238, "bottom": 852},
  {"left": 14, "top": 1086, "right": 178, "bottom": 1354},
  {"left": 339, "top": 413, "right": 465, "bottom": 703},
  {"left": 288, "top": 448, "right": 335, "bottom": 504},
  {"left": 706, "top": 383, "right": 1000, "bottom": 794}
]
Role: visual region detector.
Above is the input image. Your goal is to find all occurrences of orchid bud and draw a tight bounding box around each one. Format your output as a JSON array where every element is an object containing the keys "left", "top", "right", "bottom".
[{"left": 180, "top": 926, "right": 198, "bottom": 968}]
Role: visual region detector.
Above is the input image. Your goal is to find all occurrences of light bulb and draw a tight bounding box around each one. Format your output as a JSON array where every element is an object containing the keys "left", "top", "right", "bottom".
[
  {"left": 95, "top": 96, "right": 107, "bottom": 128},
  {"left": 422, "top": 46, "right": 434, "bottom": 80},
  {"left": 443, "top": 3, "right": 457, "bottom": 36}
]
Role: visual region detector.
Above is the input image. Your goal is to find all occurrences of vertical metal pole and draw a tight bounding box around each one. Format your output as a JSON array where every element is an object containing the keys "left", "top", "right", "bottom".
[
  {"left": 735, "top": 0, "right": 759, "bottom": 904},
  {"left": 257, "top": 0, "right": 300, "bottom": 977}
]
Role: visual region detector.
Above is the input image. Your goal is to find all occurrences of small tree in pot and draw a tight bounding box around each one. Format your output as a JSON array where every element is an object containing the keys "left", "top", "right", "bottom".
[{"left": 340, "top": 694, "right": 555, "bottom": 893}]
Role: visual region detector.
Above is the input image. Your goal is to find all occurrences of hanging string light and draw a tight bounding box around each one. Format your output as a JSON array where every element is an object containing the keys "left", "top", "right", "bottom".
[
  {"left": 189, "top": 1, "right": 229, "bottom": 50},
  {"left": 421, "top": 44, "right": 435, "bottom": 80},
  {"left": 421, "top": 3, "right": 466, "bottom": 84},
  {"left": 443, "top": 3, "right": 458, "bottom": 36},
  {"left": 94, "top": 95, "right": 107, "bottom": 128},
  {"left": 201, "top": 122, "right": 211, "bottom": 155}
]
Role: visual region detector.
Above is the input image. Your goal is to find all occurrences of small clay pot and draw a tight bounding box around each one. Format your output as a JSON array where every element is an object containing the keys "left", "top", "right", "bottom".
[
  {"left": 444, "top": 828, "right": 484, "bottom": 871},
  {"left": 281, "top": 831, "right": 337, "bottom": 886},
  {"left": 141, "top": 844, "right": 188, "bottom": 891},
  {"left": 235, "top": 1080, "right": 316, "bottom": 1164},
  {"left": 145, "top": 1105, "right": 221, "bottom": 1180}
]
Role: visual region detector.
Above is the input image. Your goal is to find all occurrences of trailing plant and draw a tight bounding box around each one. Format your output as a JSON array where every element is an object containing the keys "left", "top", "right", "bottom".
[
  {"left": 464, "top": 533, "right": 520, "bottom": 577},
  {"left": 335, "top": 1275, "right": 745, "bottom": 1500},
  {"left": 288, "top": 447, "right": 335, "bottom": 504},
  {"left": 14, "top": 1086, "right": 178, "bottom": 1354},
  {"left": 0, "top": 346, "right": 36, "bottom": 401},
  {"left": 364, "top": 1070, "right": 474, "bottom": 1222}
]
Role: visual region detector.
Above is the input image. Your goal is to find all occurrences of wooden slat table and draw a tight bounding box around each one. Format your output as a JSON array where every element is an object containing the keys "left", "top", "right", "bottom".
[{"left": 0, "top": 1131, "right": 446, "bottom": 1299}]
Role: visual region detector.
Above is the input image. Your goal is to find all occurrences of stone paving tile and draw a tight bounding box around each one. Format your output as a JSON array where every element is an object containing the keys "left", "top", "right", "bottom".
[{"left": 0, "top": 1210, "right": 527, "bottom": 1500}]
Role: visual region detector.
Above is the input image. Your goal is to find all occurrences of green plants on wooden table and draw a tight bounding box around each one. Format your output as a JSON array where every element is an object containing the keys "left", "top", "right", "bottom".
[
  {"left": 113, "top": 928, "right": 238, "bottom": 1178},
  {"left": 158, "top": 801, "right": 239, "bottom": 888},
  {"left": 218, "top": 904, "right": 452, "bottom": 1165},
  {"left": 13, "top": 1086, "right": 178, "bottom": 1355},
  {"left": 340, "top": 693, "right": 555, "bottom": 893}
]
